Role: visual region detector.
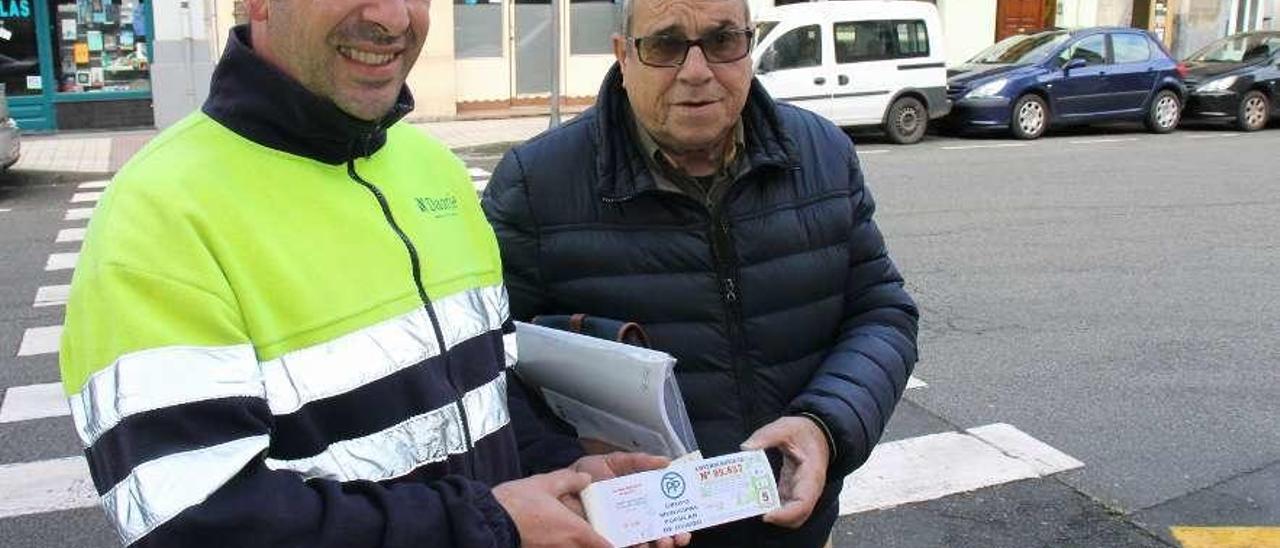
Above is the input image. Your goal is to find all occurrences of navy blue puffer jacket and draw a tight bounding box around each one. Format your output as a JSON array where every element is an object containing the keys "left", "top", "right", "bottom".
[{"left": 483, "top": 65, "right": 919, "bottom": 547}]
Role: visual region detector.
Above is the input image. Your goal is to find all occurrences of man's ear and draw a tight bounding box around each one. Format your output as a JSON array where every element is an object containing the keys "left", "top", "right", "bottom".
[
  {"left": 612, "top": 33, "right": 628, "bottom": 70},
  {"left": 246, "top": 0, "right": 269, "bottom": 22}
]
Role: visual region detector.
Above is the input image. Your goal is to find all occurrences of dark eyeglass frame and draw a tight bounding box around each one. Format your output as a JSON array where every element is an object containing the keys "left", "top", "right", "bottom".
[{"left": 629, "top": 28, "right": 756, "bottom": 68}]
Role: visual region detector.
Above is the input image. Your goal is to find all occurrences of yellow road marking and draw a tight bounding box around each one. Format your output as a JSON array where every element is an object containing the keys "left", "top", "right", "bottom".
[{"left": 1171, "top": 527, "right": 1280, "bottom": 548}]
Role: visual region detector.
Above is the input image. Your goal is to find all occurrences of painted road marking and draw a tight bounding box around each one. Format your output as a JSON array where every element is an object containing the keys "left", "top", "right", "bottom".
[
  {"left": 941, "top": 143, "right": 1030, "bottom": 151},
  {"left": 0, "top": 383, "right": 68, "bottom": 423},
  {"left": 0, "top": 208, "right": 11, "bottom": 213},
  {"left": 0, "top": 457, "right": 98, "bottom": 519},
  {"left": 839, "top": 423, "right": 1083, "bottom": 514},
  {"left": 78, "top": 180, "right": 110, "bottom": 189},
  {"left": 56, "top": 227, "right": 86, "bottom": 243},
  {"left": 16, "top": 326, "right": 63, "bottom": 357},
  {"left": 907, "top": 376, "right": 927, "bottom": 390},
  {"left": 1171, "top": 527, "right": 1280, "bottom": 548},
  {"left": 859, "top": 149, "right": 891, "bottom": 155},
  {"left": 1069, "top": 138, "right": 1139, "bottom": 145},
  {"left": 46, "top": 252, "right": 79, "bottom": 271},
  {"left": 1187, "top": 133, "right": 1241, "bottom": 139},
  {"left": 71, "top": 192, "right": 103, "bottom": 203},
  {"left": 64, "top": 208, "right": 94, "bottom": 221},
  {"left": 34, "top": 285, "right": 71, "bottom": 308},
  {"left": 468, "top": 167, "right": 491, "bottom": 178}
]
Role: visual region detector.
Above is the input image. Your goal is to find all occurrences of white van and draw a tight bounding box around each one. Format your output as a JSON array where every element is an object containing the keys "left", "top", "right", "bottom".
[{"left": 752, "top": 0, "right": 950, "bottom": 144}]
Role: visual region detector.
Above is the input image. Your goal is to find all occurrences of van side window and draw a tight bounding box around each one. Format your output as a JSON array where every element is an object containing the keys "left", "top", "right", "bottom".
[
  {"left": 760, "top": 24, "right": 822, "bottom": 72},
  {"left": 895, "top": 20, "right": 930, "bottom": 58},
  {"left": 835, "top": 19, "right": 929, "bottom": 64}
]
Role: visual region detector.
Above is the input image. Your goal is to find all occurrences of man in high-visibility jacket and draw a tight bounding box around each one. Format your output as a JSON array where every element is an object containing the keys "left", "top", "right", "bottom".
[{"left": 59, "top": 1, "right": 688, "bottom": 547}]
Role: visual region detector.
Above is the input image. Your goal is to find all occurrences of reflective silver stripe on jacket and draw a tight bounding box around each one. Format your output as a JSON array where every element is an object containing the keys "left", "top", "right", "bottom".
[
  {"left": 502, "top": 331, "right": 518, "bottom": 368},
  {"left": 264, "top": 374, "right": 509, "bottom": 482},
  {"left": 103, "top": 435, "right": 271, "bottom": 546},
  {"left": 68, "top": 345, "right": 263, "bottom": 447},
  {"left": 261, "top": 284, "right": 511, "bottom": 416}
]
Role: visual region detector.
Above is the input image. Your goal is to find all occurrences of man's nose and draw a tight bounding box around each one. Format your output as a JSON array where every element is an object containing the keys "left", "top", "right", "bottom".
[
  {"left": 361, "top": 0, "right": 413, "bottom": 37},
  {"left": 677, "top": 44, "right": 715, "bottom": 83}
]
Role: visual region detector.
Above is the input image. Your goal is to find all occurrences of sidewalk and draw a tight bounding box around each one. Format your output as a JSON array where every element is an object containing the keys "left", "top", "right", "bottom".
[{"left": 10, "top": 115, "right": 569, "bottom": 175}]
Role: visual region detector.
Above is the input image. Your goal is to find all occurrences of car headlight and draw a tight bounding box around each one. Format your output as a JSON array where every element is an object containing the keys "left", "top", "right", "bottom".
[
  {"left": 965, "top": 79, "right": 1009, "bottom": 99},
  {"left": 1197, "top": 76, "right": 1238, "bottom": 93}
]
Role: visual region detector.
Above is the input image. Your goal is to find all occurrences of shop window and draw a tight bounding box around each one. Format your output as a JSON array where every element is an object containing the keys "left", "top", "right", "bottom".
[
  {"left": 570, "top": 0, "right": 619, "bottom": 56},
  {"left": 51, "top": 0, "right": 151, "bottom": 94},
  {"left": 455, "top": 0, "right": 503, "bottom": 59},
  {"left": 0, "top": 0, "right": 44, "bottom": 97}
]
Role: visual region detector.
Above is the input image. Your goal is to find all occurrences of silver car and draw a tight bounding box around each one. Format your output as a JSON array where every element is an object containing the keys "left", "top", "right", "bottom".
[{"left": 0, "top": 85, "right": 21, "bottom": 170}]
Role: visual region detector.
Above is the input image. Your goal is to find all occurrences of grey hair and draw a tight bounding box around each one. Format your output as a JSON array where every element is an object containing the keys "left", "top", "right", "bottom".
[{"left": 616, "top": 0, "right": 752, "bottom": 36}]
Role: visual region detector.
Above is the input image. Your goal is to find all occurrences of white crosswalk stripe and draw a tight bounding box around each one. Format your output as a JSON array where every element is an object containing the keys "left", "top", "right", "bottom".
[
  {"left": 0, "top": 458, "right": 98, "bottom": 520},
  {"left": 34, "top": 285, "right": 71, "bottom": 308},
  {"left": 78, "top": 181, "right": 110, "bottom": 190},
  {"left": 56, "top": 228, "right": 86, "bottom": 243},
  {"left": 64, "top": 208, "right": 94, "bottom": 221},
  {"left": 839, "top": 423, "right": 1083, "bottom": 515},
  {"left": 16, "top": 326, "right": 63, "bottom": 356},
  {"left": 45, "top": 252, "right": 78, "bottom": 271},
  {"left": 0, "top": 383, "right": 68, "bottom": 423},
  {"left": 70, "top": 192, "right": 102, "bottom": 204}
]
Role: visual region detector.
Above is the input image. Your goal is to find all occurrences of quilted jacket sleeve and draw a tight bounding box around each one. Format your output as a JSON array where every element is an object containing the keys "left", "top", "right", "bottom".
[{"left": 786, "top": 140, "right": 920, "bottom": 478}]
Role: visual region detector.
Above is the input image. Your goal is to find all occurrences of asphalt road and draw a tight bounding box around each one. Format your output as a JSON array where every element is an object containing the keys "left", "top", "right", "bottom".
[{"left": 2, "top": 122, "right": 1277, "bottom": 547}]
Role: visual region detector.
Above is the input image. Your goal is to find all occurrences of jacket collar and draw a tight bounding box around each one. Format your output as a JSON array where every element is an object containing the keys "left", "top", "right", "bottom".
[
  {"left": 202, "top": 25, "right": 415, "bottom": 165},
  {"left": 592, "top": 63, "right": 798, "bottom": 202}
]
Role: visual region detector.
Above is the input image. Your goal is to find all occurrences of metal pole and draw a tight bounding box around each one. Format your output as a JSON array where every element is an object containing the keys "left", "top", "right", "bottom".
[{"left": 549, "top": 0, "right": 562, "bottom": 128}]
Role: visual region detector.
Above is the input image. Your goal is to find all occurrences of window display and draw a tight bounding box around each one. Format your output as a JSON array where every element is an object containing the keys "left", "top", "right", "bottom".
[
  {"left": 0, "top": 3, "right": 43, "bottom": 96},
  {"left": 52, "top": 0, "right": 150, "bottom": 94}
]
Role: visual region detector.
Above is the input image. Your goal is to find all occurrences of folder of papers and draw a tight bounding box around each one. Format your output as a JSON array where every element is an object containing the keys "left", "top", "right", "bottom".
[{"left": 513, "top": 321, "right": 699, "bottom": 458}]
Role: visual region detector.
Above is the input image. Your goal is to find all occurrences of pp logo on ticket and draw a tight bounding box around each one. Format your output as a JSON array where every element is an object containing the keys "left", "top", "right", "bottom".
[{"left": 661, "top": 472, "right": 686, "bottom": 499}]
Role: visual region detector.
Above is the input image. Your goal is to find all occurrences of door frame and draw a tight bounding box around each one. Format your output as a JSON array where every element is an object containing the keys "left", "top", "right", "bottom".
[{"left": 994, "top": 0, "right": 1058, "bottom": 42}]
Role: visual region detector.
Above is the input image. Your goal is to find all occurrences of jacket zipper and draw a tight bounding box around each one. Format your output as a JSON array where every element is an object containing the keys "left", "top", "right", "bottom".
[
  {"left": 346, "top": 157, "right": 475, "bottom": 476},
  {"left": 707, "top": 199, "right": 758, "bottom": 435}
]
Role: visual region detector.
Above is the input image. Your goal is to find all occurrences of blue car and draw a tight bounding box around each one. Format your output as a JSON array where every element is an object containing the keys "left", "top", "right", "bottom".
[{"left": 945, "top": 28, "right": 1187, "bottom": 139}]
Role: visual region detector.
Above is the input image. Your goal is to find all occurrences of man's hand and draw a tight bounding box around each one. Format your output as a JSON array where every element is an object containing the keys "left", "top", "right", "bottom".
[
  {"left": 492, "top": 469, "right": 611, "bottom": 548},
  {"left": 571, "top": 453, "right": 694, "bottom": 548},
  {"left": 741, "top": 416, "right": 831, "bottom": 529}
]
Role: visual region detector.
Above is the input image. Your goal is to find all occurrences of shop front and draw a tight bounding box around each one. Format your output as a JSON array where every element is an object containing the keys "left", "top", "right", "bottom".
[{"left": 0, "top": 0, "right": 154, "bottom": 132}]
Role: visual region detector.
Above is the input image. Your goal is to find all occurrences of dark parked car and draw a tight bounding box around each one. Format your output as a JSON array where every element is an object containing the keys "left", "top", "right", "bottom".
[
  {"left": 945, "top": 28, "right": 1186, "bottom": 139},
  {"left": 1182, "top": 31, "right": 1280, "bottom": 131}
]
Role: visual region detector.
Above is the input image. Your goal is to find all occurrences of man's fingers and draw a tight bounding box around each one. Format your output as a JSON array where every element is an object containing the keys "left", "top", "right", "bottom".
[
  {"left": 762, "top": 500, "right": 811, "bottom": 528},
  {"left": 546, "top": 469, "right": 594, "bottom": 495},
  {"left": 741, "top": 421, "right": 786, "bottom": 450},
  {"left": 675, "top": 532, "right": 692, "bottom": 546},
  {"left": 607, "top": 452, "right": 670, "bottom": 475}
]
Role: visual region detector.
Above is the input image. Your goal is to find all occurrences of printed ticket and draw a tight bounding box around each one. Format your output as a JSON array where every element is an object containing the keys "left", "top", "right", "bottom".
[{"left": 581, "top": 450, "right": 781, "bottom": 547}]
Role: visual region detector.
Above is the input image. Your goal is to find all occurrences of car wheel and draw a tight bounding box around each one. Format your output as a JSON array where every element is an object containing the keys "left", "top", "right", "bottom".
[
  {"left": 1011, "top": 94, "right": 1048, "bottom": 140},
  {"left": 884, "top": 96, "right": 928, "bottom": 145},
  {"left": 1236, "top": 90, "right": 1270, "bottom": 132},
  {"left": 1145, "top": 90, "right": 1181, "bottom": 133}
]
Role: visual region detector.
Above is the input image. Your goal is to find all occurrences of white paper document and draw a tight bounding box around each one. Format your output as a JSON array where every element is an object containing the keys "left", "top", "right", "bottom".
[
  {"left": 581, "top": 450, "right": 781, "bottom": 547},
  {"left": 514, "top": 322, "right": 698, "bottom": 458}
]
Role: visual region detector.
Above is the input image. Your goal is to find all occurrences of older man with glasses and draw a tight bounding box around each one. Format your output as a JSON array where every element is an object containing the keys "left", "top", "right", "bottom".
[{"left": 482, "top": 0, "right": 919, "bottom": 545}]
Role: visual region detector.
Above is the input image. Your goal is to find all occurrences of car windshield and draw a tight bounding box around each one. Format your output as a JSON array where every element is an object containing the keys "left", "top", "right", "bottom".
[
  {"left": 1188, "top": 33, "right": 1280, "bottom": 63},
  {"left": 968, "top": 32, "right": 1070, "bottom": 65}
]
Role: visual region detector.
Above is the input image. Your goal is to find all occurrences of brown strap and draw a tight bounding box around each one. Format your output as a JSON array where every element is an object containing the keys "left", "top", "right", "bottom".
[
  {"left": 568, "top": 313, "right": 587, "bottom": 333},
  {"left": 616, "top": 322, "right": 652, "bottom": 348}
]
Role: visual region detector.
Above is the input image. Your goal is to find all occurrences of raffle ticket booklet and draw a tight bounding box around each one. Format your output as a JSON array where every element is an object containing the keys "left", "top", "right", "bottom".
[{"left": 581, "top": 450, "right": 781, "bottom": 546}]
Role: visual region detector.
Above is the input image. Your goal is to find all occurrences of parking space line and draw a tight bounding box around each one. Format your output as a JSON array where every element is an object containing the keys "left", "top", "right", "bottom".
[
  {"left": 71, "top": 192, "right": 102, "bottom": 203},
  {"left": 16, "top": 326, "right": 63, "bottom": 357},
  {"left": 1186, "top": 133, "right": 1241, "bottom": 139},
  {"left": 859, "top": 149, "right": 891, "bottom": 155},
  {"left": 34, "top": 285, "right": 71, "bottom": 308},
  {"left": 1068, "top": 138, "right": 1140, "bottom": 145},
  {"left": 940, "top": 143, "right": 1029, "bottom": 151},
  {"left": 839, "top": 423, "right": 1082, "bottom": 515},
  {"left": 0, "top": 457, "right": 98, "bottom": 519},
  {"left": 0, "top": 208, "right": 11, "bottom": 213},
  {"left": 78, "top": 180, "right": 110, "bottom": 190},
  {"left": 56, "top": 228, "right": 87, "bottom": 243},
  {"left": 64, "top": 208, "right": 94, "bottom": 221},
  {"left": 46, "top": 252, "right": 79, "bottom": 271},
  {"left": 0, "top": 383, "right": 68, "bottom": 423}
]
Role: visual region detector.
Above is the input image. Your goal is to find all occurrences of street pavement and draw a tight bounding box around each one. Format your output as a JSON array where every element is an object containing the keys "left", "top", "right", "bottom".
[{"left": 1, "top": 122, "right": 1278, "bottom": 547}]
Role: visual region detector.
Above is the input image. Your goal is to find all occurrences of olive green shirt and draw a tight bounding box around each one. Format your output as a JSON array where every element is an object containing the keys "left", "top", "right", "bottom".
[{"left": 630, "top": 109, "right": 749, "bottom": 209}]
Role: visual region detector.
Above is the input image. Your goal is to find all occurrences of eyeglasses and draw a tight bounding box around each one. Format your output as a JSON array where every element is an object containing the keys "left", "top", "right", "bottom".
[{"left": 630, "top": 28, "right": 755, "bottom": 68}]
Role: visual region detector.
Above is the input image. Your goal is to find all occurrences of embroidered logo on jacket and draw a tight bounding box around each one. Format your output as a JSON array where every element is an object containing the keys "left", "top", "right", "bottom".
[{"left": 415, "top": 195, "right": 459, "bottom": 218}]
